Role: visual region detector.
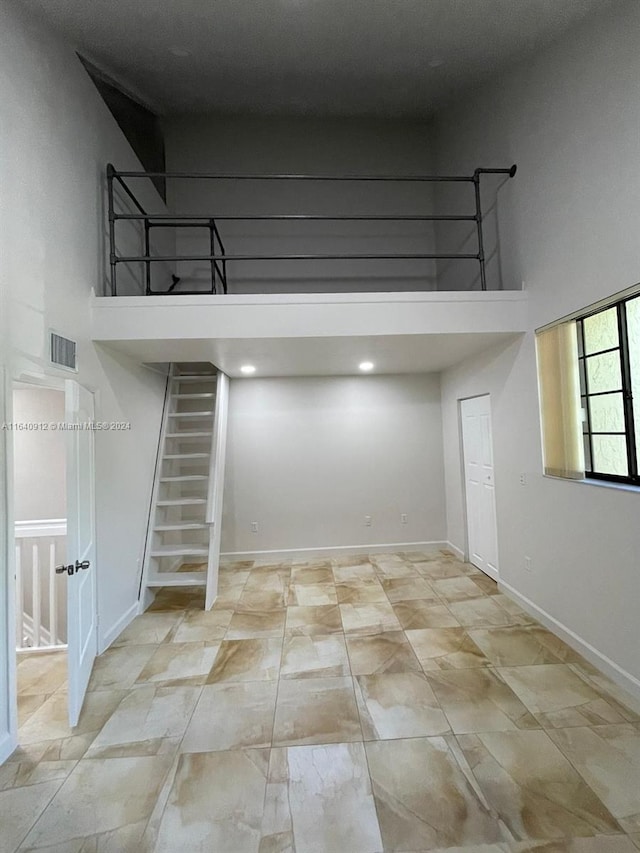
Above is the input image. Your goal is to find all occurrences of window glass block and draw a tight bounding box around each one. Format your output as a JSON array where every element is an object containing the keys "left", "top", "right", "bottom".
[
  {"left": 627, "top": 296, "right": 640, "bottom": 464},
  {"left": 583, "top": 306, "right": 619, "bottom": 354},
  {"left": 589, "top": 392, "right": 625, "bottom": 433},
  {"left": 586, "top": 351, "right": 621, "bottom": 394},
  {"left": 592, "top": 434, "right": 628, "bottom": 476}
]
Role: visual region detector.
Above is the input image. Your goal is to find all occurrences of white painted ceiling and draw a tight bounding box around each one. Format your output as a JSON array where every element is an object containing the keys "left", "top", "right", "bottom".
[
  {"left": 99, "top": 332, "right": 520, "bottom": 377},
  {"left": 21, "top": 0, "right": 618, "bottom": 115}
]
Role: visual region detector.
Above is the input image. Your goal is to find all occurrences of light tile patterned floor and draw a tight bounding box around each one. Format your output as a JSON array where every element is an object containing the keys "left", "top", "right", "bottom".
[{"left": 5, "top": 550, "right": 640, "bottom": 852}]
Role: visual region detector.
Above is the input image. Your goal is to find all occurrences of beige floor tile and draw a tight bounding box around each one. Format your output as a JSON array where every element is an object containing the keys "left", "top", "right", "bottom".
[
  {"left": 332, "top": 562, "right": 378, "bottom": 582},
  {"left": 261, "top": 743, "right": 383, "bottom": 853},
  {"left": 171, "top": 607, "right": 233, "bottom": 642},
  {"left": 289, "top": 583, "right": 338, "bottom": 606},
  {"left": 381, "top": 576, "right": 440, "bottom": 603},
  {"left": 569, "top": 661, "right": 640, "bottom": 719},
  {"left": 280, "top": 633, "right": 350, "bottom": 679},
  {"left": 22, "top": 755, "right": 173, "bottom": 849},
  {"left": 346, "top": 631, "right": 422, "bottom": 675},
  {"left": 355, "top": 672, "right": 450, "bottom": 739},
  {"left": 629, "top": 833, "right": 640, "bottom": 850},
  {"left": 243, "top": 567, "right": 290, "bottom": 595},
  {"left": 414, "top": 558, "right": 476, "bottom": 580},
  {"left": 18, "top": 690, "right": 126, "bottom": 746},
  {"left": 491, "top": 594, "right": 538, "bottom": 625},
  {"left": 366, "top": 736, "right": 503, "bottom": 850},
  {"left": 548, "top": 725, "right": 640, "bottom": 833},
  {"left": 426, "top": 668, "right": 540, "bottom": 733},
  {"left": 336, "top": 578, "right": 387, "bottom": 605},
  {"left": 406, "top": 627, "right": 490, "bottom": 670},
  {"left": 498, "top": 664, "right": 632, "bottom": 728},
  {"left": 86, "top": 686, "right": 200, "bottom": 758},
  {"left": 373, "top": 561, "right": 419, "bottom": 579},
  {"left": 331, "top": 553, "right": 373, "bottom": 567},
  {"left": 135, "top": 641, "right": 220, "bottom": 687},
  {"left": 285, "top": 604, "right": 343, "bottom": 636},
  {"left": 111, "top": 612, "right": 182, "bottom": 647},
  {"left": 226, "top": 608, "right": 286, "bottom": 639},
  {"left": 473, "top": 574, "right": 501, "bottom": 595},
  {"left": 392, "top": 599, "right": 460, "bottom": 630},
  {"left": 339, "top": 602, "right": 402, "bottom": 635},
  {"left": 448, "top": 597, "right": 517, "bottom": 628},
  {"left": 0, "top": 781, "right": 64, "bottom": 853},
  {"left": 19, "top": 820, "right": 150, "bottom": 852},
  {"left": 181, "top": 682, "right": 278, "bottom": 752},
  {"left": 290, "top": 565, "right": 333, "bottom": 585},
  {"left": 87, "top": 645, "right": 157, "bottom": 691},
  {"left": 0, "top": 751, "right": 76, "bottom": 793},
  {"left": 401, "top": 550, "right": 439, "bottom": 562},
  {"left": 273, "top": 677, "right": 362, "bottom": 746},
  {"left": 17, "top": 694, "right": 52, "bottom": 728},
  {"left": 507, "top": 838, "right": 639, "bottom": 851},
  {"left": 156, "top": 750, "right": 271, "bottom": 853},
  {"left": 207, "top": 638, "right": 283, "bottom": 683},
  {"left": 431, "top": 575, "right": 488, "bottom": 602},
  {"left": 17, "top": 653, "right": 67, "bottom": 696},
  {"left": 458, "top": 730, "right": 621, "bottom": 840},
  {"left": 467, "top": 626, "right": 568, "bottom": 667},
  {"left": 237, "top": 589, "right": 288, "bottom": 611}
]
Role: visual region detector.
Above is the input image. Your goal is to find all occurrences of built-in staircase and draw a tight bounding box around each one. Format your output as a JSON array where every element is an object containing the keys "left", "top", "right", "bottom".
[{"left": 140, "top": 363, "right": 229, "bottom": 610}]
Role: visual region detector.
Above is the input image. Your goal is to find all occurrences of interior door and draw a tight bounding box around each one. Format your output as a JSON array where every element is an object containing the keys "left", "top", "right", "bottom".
[
  {"left": 65, "top": 380, "right": 97, "bottom": 727},
  {"left": 460, "top": 394, "right": 499, "bottom": 580}
]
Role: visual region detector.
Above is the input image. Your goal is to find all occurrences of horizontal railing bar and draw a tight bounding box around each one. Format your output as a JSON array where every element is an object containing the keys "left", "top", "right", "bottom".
[
  {"left": 111, "top": 170, "right": 477, "bottom": 183},
  {"left": 118, "top": 213, "right": 477, "bottom": 222},
  {"left": 116, "top": 253, "right": 480, "bottom": 262}
]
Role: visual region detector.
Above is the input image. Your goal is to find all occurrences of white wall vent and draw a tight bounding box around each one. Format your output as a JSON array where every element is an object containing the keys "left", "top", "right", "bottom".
[{"left": 49, "top": 331, "right": 77, "bottom": 372}]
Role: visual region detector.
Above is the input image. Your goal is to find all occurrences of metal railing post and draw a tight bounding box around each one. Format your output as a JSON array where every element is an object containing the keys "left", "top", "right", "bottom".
[
  {"left": 209, "top": 219, "right": 216, "bottom": 294},
  {"left": 473, "top": 170, "right": 487, "bottom": 292},
  {"left": 144, "top": 220, "right": 151, "bottom": 295},
  {"left": 106, "top": 163, "right": 117, "bottom": 296}
]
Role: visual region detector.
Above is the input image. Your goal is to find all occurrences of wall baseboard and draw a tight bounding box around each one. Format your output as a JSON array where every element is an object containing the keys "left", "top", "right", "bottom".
[
  {"left": 221, "top": 540, "right": 450, "bottom": 563},
  {"left": 0, "top": 731, "right": 16, "bottom": 765},
  {"left": 99, "top": 601, "right": 138, "bottom": 654},
  {"left": 500, "top": 578, "right": 640, "bottom": 704}
]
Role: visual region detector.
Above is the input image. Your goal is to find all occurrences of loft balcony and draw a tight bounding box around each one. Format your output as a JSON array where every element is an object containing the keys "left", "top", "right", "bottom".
[
  {"left": 104, "top": 164, "right": 519, "bottom": 297},
  {"left": 95, "top": 164, "right": 526, "bottom": 374}
]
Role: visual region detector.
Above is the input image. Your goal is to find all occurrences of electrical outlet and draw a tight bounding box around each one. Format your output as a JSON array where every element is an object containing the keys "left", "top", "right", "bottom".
[
  {"left": 364, "top": 515, "right": 372, "bottom": 527},
  {"left": 519, "top": 473, "right": 527, "bottom": 485},
  {"left": 524, "top": 556, "right": 532, "bottom": 572},
  {"left": 400, "top": 513, "right": 408, "bottom": 525},
  {"left": 251, "top": 521, "right": 258, "bottom": 533}
]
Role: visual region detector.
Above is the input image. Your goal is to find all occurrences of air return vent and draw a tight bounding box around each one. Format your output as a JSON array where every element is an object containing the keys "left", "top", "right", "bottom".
[{"left": 49, "top": 331, "right": 77, "bottom": 372}]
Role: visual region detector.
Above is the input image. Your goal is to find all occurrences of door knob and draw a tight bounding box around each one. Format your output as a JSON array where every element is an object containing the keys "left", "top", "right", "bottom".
[
  {"left": 55, "top": 564, "right": 74, "bottom": 575},
  {"left": 76, "top": 560, "right": 90, "bottom": 571}
]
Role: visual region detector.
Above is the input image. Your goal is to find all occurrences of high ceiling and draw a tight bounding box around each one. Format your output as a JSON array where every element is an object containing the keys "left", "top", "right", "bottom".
[{"left": 20, "top": 0, "right": 618, "bottom": 116}]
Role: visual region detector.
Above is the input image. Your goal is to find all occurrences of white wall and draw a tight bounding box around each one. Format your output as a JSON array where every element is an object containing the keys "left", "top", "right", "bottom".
[
  {"left": 222, "top": 374, "right": 446, "bottom": 554},
  {"left": 0, "top": 0, "right": 167, "bottom": 693},
  {"left": 433, "top": 1, "right": 640, "bottom": 688},
  {"left": 163, "top": 116, "right": 438, "bottom": 294},
  {"left": 13, "top": 389, "right": 66, "bottom": 521}
]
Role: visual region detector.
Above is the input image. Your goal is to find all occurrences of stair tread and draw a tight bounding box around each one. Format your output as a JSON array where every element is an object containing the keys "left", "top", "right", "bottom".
[
  {"left": 168, "top": 411, "right": 214, "bottom": 417},
  {"left": 173, "top": 375, "right": 217, "bottom": 381},
  {"left": 155, "top": 522, "right": 208, "bottom": 531},
  {"left": 166, "top": 431, "right": 213, "bottom": 438},
  {"left": 151, "top": 546, "right": 209, "bottom": 556},
  {"left": 156, "top": 497, "right": 207, "bottom": 506},
  {"left": 160, "top": 475, "right": 208, "bottom": 482},
  {"left": 163, "top": 453, "right": 210, "bottom": 459},
  {"left": 172, "top": 393, "right": 215, "bottom": 399}
]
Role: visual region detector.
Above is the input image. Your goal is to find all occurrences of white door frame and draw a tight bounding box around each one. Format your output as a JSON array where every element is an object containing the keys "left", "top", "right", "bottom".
[
  {"left": 459, "top": 393, "right": 500, "bottom": 580},
  {"left": 1, "top": 372, "right": 99, "bottom": 757}
]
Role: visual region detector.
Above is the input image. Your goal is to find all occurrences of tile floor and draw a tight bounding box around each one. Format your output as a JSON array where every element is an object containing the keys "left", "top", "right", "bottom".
[{"left": 4, "top": 550, "right": 640, "bottom": 852}]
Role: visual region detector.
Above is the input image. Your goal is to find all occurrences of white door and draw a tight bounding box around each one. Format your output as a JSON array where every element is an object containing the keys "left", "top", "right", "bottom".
[
  {"left": 460, "top": 394, "right": 499, "bottom": 580},
  {"left": 65, "top": 380, "right": 97, "bottom": 727},
  {"left": 206, "top": 372, "right": 229, "bottom": 610}
]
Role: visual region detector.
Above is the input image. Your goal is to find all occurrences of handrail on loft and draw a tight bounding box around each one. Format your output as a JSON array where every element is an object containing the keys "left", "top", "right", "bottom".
[{"left": 106, "top": 163, "right": 517, "bottom": 296}]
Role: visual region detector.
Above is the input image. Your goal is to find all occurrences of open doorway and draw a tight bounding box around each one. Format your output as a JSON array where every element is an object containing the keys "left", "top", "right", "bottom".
[{"left": 13, "top": 383, "right": 69, "bottom": 734}]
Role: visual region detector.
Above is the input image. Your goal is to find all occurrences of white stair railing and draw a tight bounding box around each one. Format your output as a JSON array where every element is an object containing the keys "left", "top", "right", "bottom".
[{"left": 15, "top": 519, "right": 67, "bottom": 651}]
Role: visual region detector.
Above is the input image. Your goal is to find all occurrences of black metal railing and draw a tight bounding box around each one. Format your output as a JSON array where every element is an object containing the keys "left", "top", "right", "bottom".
[{"left": 106, "top": 163, "right": 517, "bottom": 296}]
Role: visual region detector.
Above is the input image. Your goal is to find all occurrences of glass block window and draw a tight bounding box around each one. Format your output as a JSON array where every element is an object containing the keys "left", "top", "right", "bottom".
[{"left": 577, "top": 297, "right": 639, "bottom": 484}]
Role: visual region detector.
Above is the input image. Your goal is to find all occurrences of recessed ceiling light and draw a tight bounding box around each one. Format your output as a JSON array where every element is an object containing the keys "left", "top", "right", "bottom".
[
  {"left": 359, "top": 361, "right": 374, "bottom": 372},
  {"left": 428, "top": 58, "right": 445, "bottom": 68},
  {"left": 240, "top": 364, "right": 256, "bottom": 375},
  {"left": 169, "top": 46, "right": 191, "bottom": 57}
]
